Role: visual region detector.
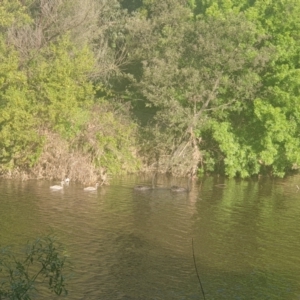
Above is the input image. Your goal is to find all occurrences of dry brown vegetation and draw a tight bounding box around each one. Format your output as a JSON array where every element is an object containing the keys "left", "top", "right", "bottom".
[
  {"left": 29, "top": 130, "right": 98, "bottom": 184},
  {"left": 1, "top": 130, "right": 108, "bottom": 185}
]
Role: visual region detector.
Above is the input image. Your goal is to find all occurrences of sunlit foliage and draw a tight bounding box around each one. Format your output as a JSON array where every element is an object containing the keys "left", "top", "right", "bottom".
[{"left": 1, "top": 0, "right": 300, "bottom": 178}]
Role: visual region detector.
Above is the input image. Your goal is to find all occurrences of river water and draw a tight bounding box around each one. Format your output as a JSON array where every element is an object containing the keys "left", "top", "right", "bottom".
[{"left": 1, "top": 174, "right": 300, "bottom": 299}]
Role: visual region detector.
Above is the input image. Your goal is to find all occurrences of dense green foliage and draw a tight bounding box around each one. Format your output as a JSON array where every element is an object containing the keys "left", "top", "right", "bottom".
[
  {"left": 194, "top": 0, "right": 300, "bottom": 177},
  {"left": 0, "top": 0, "right": 138, "bottom": 180},
  {"left": 0, "top": 0, "right": 300, "bottom": 178},
  {"left": 0, "top": 236, "right": 68, "bottom": 299}
]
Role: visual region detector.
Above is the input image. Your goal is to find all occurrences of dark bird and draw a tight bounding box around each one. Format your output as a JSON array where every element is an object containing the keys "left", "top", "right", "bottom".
[
  {"left": 134, "top": 173, "right": 157, "bottom": 191},
  {"left": 170, "top": 176, "right": 191, "bottom": 193}
]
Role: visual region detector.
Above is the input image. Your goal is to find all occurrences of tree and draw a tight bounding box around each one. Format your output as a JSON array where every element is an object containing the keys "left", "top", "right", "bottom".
[
  {"left": 197, "top": 0, "right": 300, "bottom": 177},
  {"left": 0, "top": 1, "right": 41, "bottom": 172},
  {"left": 246, "top": 0, "right": 300, "bottom": 176},
  {"left": 124, "top": 0, "right": 271, "bottom": 176},
  {"left": 0, "top": 236, "right": 68, "bottom": 299}
]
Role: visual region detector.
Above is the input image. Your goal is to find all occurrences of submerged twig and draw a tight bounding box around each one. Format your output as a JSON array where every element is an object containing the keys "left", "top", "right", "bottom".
[{"left": 192, "top": 238, "right": 207, "bottom": 300}]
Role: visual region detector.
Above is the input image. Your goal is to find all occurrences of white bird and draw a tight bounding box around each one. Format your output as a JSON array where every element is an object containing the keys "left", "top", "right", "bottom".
[
  {"left": 50, "top": 181, "right": 65, "bottom": 190},
  {"left": 64, "top": 177, "right": 70, "bottom": 184},
  {"left": 83, "top": 183, "right": 99, "bottom": 191}
]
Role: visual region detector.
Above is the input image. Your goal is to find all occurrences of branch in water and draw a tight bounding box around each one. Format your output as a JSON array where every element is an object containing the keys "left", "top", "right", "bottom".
[{"left": 192, "top": 238, "right": 207, "bottom": 300}]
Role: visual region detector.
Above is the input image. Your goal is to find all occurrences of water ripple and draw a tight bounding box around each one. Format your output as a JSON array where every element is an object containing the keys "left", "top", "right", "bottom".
[{"left": 1, "top": 177, "right": 300, "bottom": 299}]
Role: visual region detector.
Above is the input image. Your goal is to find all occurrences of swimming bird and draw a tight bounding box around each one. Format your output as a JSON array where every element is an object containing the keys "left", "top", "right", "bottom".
[
  {"left": 50, "top": 181, "right": 65, "bottom": 190},
  {"left": 134, "top": 173, "right": 157, "bottom": 191},
  {"left": 134, "top": 185, "right": 153, "bottom": 191},
  {"left": 83, "top": 183, "right": 99, "bottom": 191},
  {"left": 170, "top": 176, "right": 191, "bottom": 193},
  {"left": 65, "top": 177, "right": 70, "bottom": 184}
]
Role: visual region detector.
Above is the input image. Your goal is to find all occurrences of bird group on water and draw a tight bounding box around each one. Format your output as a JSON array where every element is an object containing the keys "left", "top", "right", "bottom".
[
  {"left": 50, "top": 178, "right": 102, "bottom": 191},
  {"left": 134, "top": 173, "right": 192, "bottom": 193},
  {"left": 50, "top": 170, "right": 192, "bottom": 193}
]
